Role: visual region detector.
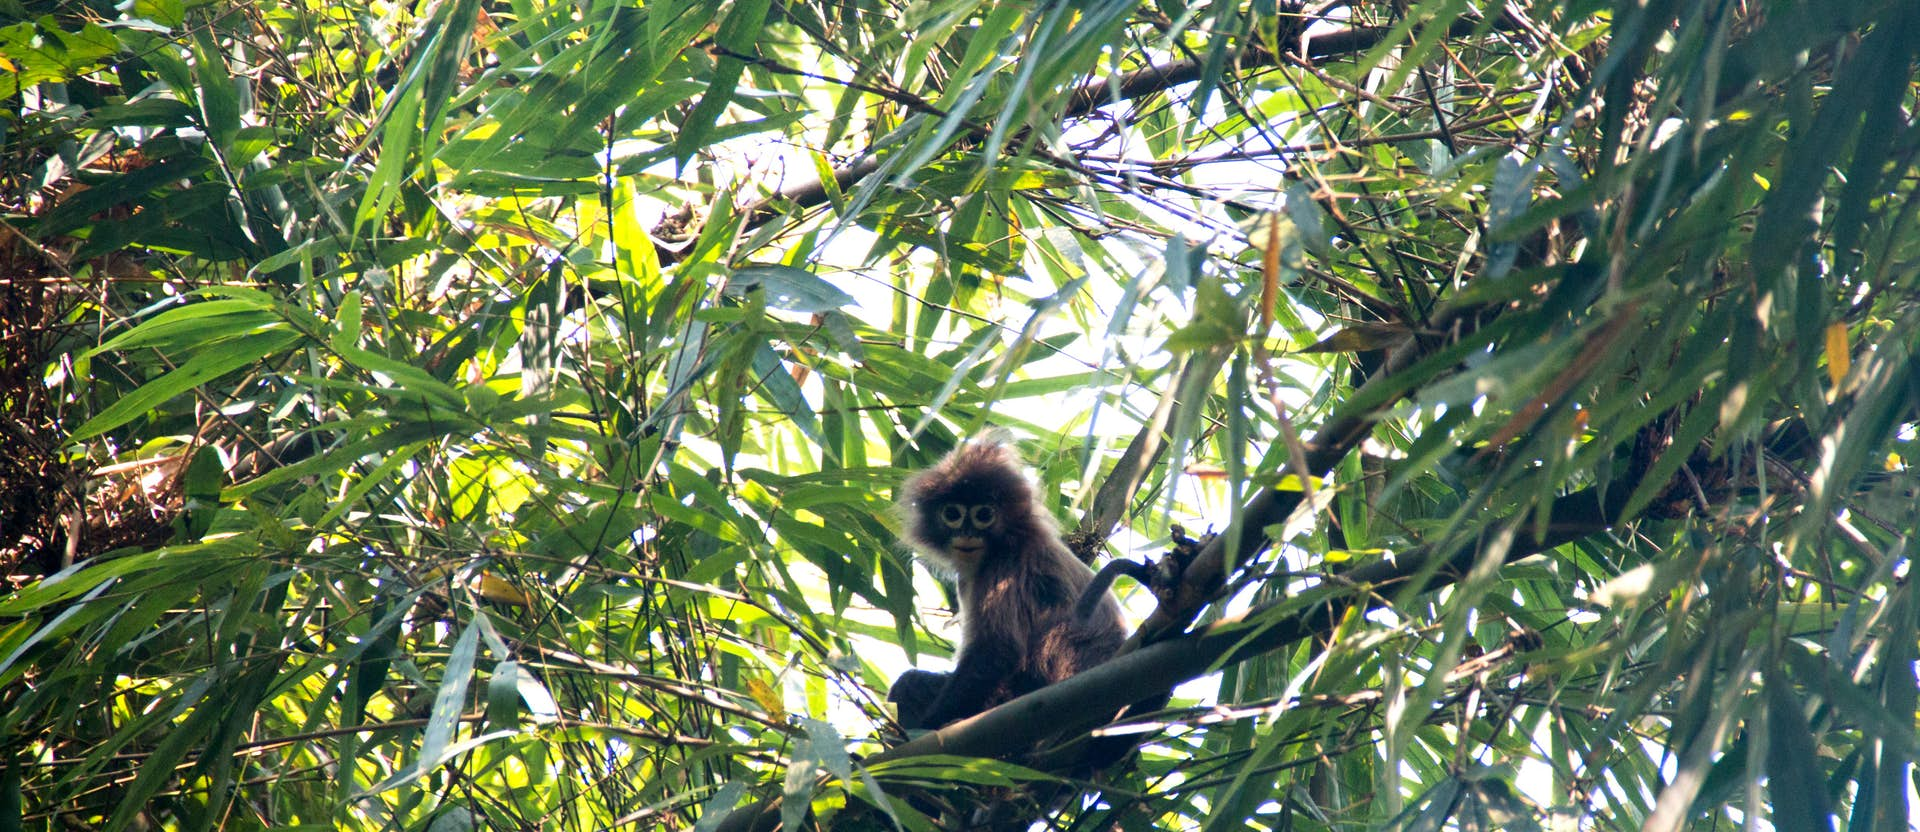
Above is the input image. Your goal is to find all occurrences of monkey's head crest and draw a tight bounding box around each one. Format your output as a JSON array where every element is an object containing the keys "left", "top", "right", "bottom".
[{"left": 897, "top": 433, "right": 1055, "bottom": 575}]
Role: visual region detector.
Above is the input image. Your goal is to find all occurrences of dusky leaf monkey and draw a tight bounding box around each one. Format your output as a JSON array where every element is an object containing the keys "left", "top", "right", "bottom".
[{"left": 887, "top": 434, "right": 1126, "bottom": 731}]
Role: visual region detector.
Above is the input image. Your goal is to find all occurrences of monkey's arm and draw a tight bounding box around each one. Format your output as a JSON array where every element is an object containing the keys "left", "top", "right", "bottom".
[
  {"left": 886, "top": 669, "right": 949, "bottom": 729},
  {"left": 905, "top": 639, "right": 1020, "bottom": 730}
]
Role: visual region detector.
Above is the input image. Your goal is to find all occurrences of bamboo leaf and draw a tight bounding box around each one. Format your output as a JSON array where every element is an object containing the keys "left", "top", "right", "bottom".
[{"left": 69, "top": 330, "right": 301, "bottom": 441}]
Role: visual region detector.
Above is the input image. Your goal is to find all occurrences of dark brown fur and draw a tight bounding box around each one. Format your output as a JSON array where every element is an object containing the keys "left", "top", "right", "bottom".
[{"left": 889, "top": 435, "right": 1125, "bottom": 730}]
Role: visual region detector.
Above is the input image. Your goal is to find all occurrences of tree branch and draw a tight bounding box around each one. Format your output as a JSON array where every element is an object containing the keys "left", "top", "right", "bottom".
[
  {"left": 713, "top": 298, "right": 1565, "bottom": 832},
  {"left": 1071, "top": 347, "right": 1231, "bottom": 558},
  {"left": 667, "top": 15, "right": 1508, "bottom": 266},
  {"left": 1129, "top": 301, "right": 1486, "bottom": 644},
  {"left": 713, "top": 482, "right": 1626, "bottom": 832}
]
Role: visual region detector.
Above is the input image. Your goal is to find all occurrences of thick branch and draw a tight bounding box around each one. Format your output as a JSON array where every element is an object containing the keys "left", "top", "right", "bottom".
[
  {"left": 714, "top": 484, "right": 1625, "bottom": 832},
  {"left": 900, "top": 488, "right": 1623, "bottom": 761}
]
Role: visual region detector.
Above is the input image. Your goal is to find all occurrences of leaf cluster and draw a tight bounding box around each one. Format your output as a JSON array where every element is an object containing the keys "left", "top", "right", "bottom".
[{"left": 2, "top": 1, "right": 1918, "bottom": 831}]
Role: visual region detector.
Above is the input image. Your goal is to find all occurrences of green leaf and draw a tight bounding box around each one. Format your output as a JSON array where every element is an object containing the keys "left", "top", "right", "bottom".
[
  {"left": 190, "top": 28, "right": 239, "bottom": 151},
  {"left": 692, "top": 781, "right": 749, "bottom": 832},
  {"left": 728, "top": 265, "right": 856, "bottom": 313},
  {"left": 69, "top": 329, "right": 301, "bottom": 441},
  {"left": 864, "top": 755, "right": 1057, "bottom": 786},
  {"left": 0, "top": 18, "right": 119, "bottom": 87},
  {"left": 85, "top": 97, "right": 195, "bottom": 128},
  {"left": 354, "top": 76, "right": 423, "bottom": 235},
  {"left": 485, "top": 660, "right": 521, "bottom": 730},
  {"left": 330, "top": 341, "right": 466, "bottom": 409},
  {"left": 671, "top": 0, "right": 771, "bottom": 168},
  {"left": 1765, "top": 673, "right": 1833, "bottom": 832},
  {"left": 361, "top": 619, "right": 493, "bottom": 796},
  {"left": 84, "top": 299, "right": 280, "bottom": 357}
]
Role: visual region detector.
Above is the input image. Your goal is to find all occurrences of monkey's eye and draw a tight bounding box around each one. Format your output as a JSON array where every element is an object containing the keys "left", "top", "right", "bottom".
[
  {"left": 969, "top": 504, "right": 997, "bottom": 528},
  {"left": 937, "top": 504, "right": 967, "bottom": 528}
]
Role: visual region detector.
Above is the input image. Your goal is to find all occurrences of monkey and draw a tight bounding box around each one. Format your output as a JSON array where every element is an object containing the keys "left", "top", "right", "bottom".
[{"left": 887, "top": 434, "right": 1127, "bottom": 731}]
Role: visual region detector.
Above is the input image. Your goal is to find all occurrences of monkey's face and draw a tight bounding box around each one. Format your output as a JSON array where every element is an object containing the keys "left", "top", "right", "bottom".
[
  {"left": 897, "top": 437, "right": 1038, "bottom": 574},
  {"left": 924, "top": 500, "right": 1004, "bottom": 568}
]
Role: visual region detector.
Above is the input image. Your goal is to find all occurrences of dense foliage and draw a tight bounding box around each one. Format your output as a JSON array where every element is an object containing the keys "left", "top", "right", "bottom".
[{"left": 3, "top": 0, "right": 1919, "bottom": 829}]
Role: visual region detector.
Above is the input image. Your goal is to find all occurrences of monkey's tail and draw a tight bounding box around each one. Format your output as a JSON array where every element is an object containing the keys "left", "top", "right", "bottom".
[{"left": 1075, "top": 558, "right": 1155, "bottom": 620}]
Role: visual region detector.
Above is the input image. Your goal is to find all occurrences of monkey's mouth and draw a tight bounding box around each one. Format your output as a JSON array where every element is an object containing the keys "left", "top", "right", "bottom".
[{"left": 948, "top": 537, "right": 986, "bottom": 558}]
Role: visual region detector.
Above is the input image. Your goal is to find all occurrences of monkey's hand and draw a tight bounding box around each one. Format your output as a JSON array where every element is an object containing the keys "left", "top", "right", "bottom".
[
  {"left": 1153, "top": 524, "right": 1212, "bottom": 606},
  {"left": 887, "top": 669, "right": 951, "bottom": 730}
]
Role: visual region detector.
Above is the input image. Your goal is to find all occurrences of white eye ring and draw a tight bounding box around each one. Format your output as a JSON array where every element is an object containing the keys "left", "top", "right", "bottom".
[
  {"left": 969, "top": 505, "right": 997, "bottom": 527},
  {"left": 938, "top": 504, "right": 966, "bottom": 528}
]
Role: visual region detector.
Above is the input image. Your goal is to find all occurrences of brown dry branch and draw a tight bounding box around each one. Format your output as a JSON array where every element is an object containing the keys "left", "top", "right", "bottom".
[{"left": 673, "top": 13, "right": 1519, "bottom": 267}]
